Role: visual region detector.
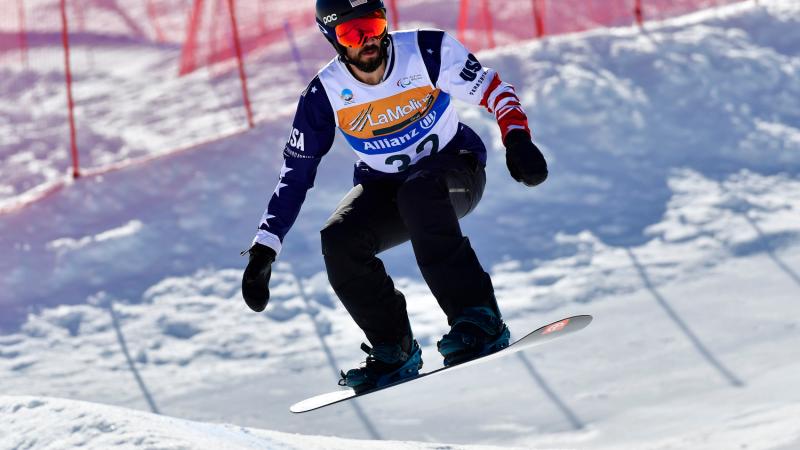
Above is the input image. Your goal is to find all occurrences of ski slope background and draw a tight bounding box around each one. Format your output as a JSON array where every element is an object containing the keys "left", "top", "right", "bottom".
[{"left": 2, "top": 1, "right": 800, "bottom": 448}]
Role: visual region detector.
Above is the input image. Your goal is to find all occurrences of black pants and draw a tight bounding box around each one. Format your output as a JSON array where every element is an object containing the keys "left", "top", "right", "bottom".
[{"left": 321, "top": 152, "right": 497, "bottom": 346}]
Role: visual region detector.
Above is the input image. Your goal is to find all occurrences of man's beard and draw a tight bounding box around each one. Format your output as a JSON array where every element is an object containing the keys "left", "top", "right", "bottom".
[{"left": 349, "top": 42, "right": 386, "bottom": 73}]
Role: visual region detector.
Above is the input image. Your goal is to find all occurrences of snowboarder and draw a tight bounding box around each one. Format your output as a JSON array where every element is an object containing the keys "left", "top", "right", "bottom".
[{"left": 242, "top": 0, "right": 548, "bottom": 393}]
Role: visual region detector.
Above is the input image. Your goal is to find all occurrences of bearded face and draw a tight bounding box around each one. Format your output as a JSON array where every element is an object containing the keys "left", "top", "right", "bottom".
[{"left": 345, "top": 37, "right": 386, "bottom": 73}]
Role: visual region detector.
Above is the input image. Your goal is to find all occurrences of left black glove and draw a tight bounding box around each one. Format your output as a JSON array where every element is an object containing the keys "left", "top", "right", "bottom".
[
  {"left": 241, "top": 243, "right": 276, "bottom": 312},
  {"left": 504, "top": 129, "right": 548, "bottom": 187}
]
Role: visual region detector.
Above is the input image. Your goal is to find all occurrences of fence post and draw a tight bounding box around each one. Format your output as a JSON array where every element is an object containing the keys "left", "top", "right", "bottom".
[
  {"left": 480, "top": 0, "right": 495, "bottom": 49},
  {"left": 256, "top": 0, "right": 267, "bottom": 34},
  {"left": 16, "top": 0, "right": 29, "bottom": 69},
  {"left": 388, "top": 0, "right": 399, "bottom": 31},
  {"left": 226, "top": 0, "right": 255, "bottom": 129},
  {"left": 211, "top": 0, "right": 223, "bottom": 68},
  {"left": 146, "top": 0, "right": 167, "bottom": 42},
  {"left": 457, "top": 0, "right": 470, "bottom": 45},
  {"left": 60, "top": 0, "right": 80, "bottom": 179},
  {"left": 179, "top": 0, "right": 204, "bottom": 75},
  {"left": 531, "top": 0, "right": 544, "bottom": 38},
  {"left": 634, "top": 0, "right": 644, "bottom": 28}
]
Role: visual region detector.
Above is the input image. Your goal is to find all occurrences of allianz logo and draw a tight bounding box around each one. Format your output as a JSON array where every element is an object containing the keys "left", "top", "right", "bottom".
[
  {"left": 361, "top": 111, "right": 438, "bottom": 151},
  {"left": 420, "top": 111, "right": 436, "bottom": 130},
  {"left": 363, "top": 129, "right": 419, "bottom": 151},
  {"left": 349, "top": 98, "right": 426, "bottom": 131}
]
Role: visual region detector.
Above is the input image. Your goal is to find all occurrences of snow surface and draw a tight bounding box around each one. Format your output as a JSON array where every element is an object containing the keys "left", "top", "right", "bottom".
[
  {"left": 2, "top": 0, "right": 800, "bottom": 448},
  {"left": 0, "top": 395, "right": 514, "bottom": 450}
]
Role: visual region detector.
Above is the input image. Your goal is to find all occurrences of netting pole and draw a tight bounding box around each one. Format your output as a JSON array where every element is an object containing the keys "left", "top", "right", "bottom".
[
  {"left": 634, "top": 0, "right": 644, "bottom": 28},
  {"left": 531, "top": 0, "right": 544, "bottom": 38},
  {"left": 146, "top": 0, "right": 166, "bottom": 42},
  {"left": 388, "top": 0, "right": 399, "bottom": 31},
  {"left": 457, "top": 0, "right": 469, "bottom": 45},
  {"left": 60, "top": 0, "right": 80, "bottom": 179},
  {"left": 16, "top": 0, "right": 29, "bottom": 69},
  {"left": 179, "top": 0, "right": 204, "bottom": 76},
  {"left": 256, "top": 0, "right": 267, "bottom": 34},
  {"left": 211, "top": 0, "right": 222, "bottom": 71},
  {"left": 480, "top": 0, "right": 495, "bottom": 49},
  {"left": 226, "top": 0, "right": 254, "bottom": 128}
]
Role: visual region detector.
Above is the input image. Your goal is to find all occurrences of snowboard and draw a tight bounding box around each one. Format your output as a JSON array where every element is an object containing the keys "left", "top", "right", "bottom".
[{"left": 290, "top": 314, "right": 593, "bottom": 413}]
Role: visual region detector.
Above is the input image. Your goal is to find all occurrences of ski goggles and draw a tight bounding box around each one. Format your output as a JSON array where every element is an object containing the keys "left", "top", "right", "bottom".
[{"left": 335, "top": 10, "right": 388, "bottom": 48}]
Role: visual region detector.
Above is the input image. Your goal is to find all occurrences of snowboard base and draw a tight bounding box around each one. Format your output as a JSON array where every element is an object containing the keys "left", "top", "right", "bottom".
[{"left": 290, "top": 314, "right": 592, "bottom": 413}]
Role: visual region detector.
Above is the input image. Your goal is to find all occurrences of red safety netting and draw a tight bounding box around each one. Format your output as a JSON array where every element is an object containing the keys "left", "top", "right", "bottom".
[
  {"left": 0, "top": 0, "right": 747, "bottom": 213},
  {"left": 456, "top": 0, "right": 745, "bottom": 51},
  {"left": 178, "top": 0, "right": 314, "bottom": 75},
  {"left": 0, "top": 0, "right": 259, "bottom": 213}
]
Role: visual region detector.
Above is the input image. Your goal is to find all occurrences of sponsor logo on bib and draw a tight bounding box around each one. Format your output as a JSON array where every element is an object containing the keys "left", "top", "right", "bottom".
[
  {"left": 396, "top": 74, "right": 423, "bottom": 88},
  {"left": 336, "top": 88, "right": 451, "bottom": 156},
  {"left": 348, "top": 96, "right": 430, "bottom": 133},
  {"left": 340, "top": 88, "right": 355, "bottom": 104},
  {"left": 420, "top": 111, "right": 436, "bottom": 130},
  {"left": 363, "top": 128, "right": 420, "bottom": 151}
]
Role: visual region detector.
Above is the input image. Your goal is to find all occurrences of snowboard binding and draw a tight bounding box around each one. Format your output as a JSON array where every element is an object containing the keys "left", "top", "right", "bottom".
[
  {"left": 339, "top": 338, "right": 423, "bottom": 394},
  {"left": 437, "top": 306, "right": 511, "bottom": 367}
]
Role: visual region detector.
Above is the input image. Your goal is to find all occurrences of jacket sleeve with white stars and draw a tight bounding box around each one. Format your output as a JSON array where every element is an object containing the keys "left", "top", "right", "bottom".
[{"left": 253, "top": 76, "right": 335, "bottom": 255}]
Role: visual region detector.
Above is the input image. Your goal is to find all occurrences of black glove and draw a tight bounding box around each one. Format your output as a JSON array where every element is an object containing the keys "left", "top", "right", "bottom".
[
  {"left": 504, "top": 129, "right": 548, "bottom": 187},
  {"left": 241, "top": 243, "right": 276, "bottom": 312}
]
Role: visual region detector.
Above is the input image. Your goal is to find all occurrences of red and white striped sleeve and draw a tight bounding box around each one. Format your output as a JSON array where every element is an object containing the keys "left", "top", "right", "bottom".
[
  {"left": 479, "top": 73, "right": 531, "bottom": 144},
  {"left": 435, "top": 32, "right": 531, "bottom": 144}
]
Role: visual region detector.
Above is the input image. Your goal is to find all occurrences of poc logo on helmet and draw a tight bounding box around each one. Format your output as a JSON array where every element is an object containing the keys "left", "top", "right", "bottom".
[{"left": 322, "top": 14, "right": 338, "bottom": 24}]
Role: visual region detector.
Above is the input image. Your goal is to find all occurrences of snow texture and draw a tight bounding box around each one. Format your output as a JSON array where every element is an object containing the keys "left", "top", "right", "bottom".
[{"left": 0, "top": 395, "right": 515, "bottom": 450}]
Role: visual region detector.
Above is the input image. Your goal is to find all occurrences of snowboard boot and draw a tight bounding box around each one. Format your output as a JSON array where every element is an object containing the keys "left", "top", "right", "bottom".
[
  {"left": 339, "top": 336, "right": 423, "bottom": 394},
  {"left": 437, "top": 306, "right": 511, "bottom": 367}
]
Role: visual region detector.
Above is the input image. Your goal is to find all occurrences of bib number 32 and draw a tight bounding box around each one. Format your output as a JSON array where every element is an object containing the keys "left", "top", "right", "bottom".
[{"left": 385, "top": 134, "right": 440, "bottom": 172}]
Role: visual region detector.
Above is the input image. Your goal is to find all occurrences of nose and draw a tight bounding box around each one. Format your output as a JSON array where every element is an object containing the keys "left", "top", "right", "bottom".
[{"left": 363, "top": 36, "right": 381, "bottom": 47}]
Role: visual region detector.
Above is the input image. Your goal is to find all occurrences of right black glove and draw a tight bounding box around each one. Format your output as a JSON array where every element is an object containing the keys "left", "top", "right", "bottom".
[
  {"left": 504, "top": 129, "right": 549, "bottom": 187},
  {"left": 241, "top": 243, "right": 276, "bottom": 312}
]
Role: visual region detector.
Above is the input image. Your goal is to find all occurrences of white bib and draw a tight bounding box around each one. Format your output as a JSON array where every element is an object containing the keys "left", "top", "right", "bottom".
[{"left": 318, "top": 30, "right": 460, "bottom": 173}]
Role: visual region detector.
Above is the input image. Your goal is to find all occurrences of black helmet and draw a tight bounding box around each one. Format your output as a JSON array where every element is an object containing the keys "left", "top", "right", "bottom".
[{"left": 316, "top": 0, "right": 388, "bottom": 58}]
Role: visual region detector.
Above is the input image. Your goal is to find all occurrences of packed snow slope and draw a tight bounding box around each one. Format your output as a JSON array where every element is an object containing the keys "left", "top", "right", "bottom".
[
  {"left": 2, "top": 0, "right": 800, "bottom": 449},
  {"left": 0, "top": 395, "right": 517, "bottom": 450}
]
